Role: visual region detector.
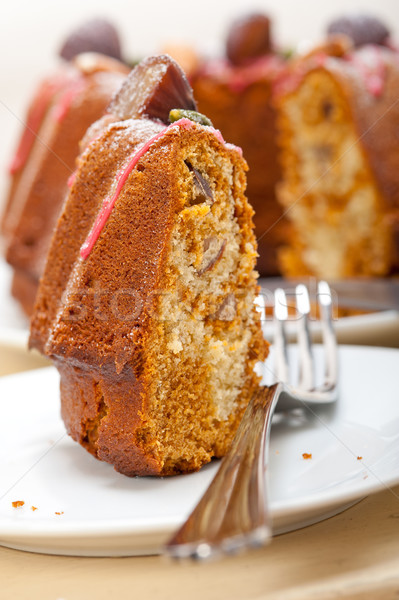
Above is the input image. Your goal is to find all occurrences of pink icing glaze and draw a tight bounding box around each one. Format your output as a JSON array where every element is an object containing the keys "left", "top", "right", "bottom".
[
  {"left": 273, "top": 53, "right": 328, "bottom": 98},
  {"left": 80, "top": 118, "right": 197, "bottom": 259},
  {"left": 225, "top": 142, "right": 243, "bottom": 156},
  {"left": 67, "top": 170, "right": 77, "bottom": 188},
  {"left": 52, "top": 77, "right": 87, "bottom": 122},
  {"left": 195, "top": 55, "right": 285, "bottom": 94},
  {"left": 8, "top": 74, "right": 71, "bottom": 175},
  {"left": 172, "top": 118, "right": 194, "bottom": 131},
  {"left": 209, "top": 127, "right": 225, "bottom": 144},
  {"left": 313, "top": 53, "right": 328, "bottom": 68},
  {"left": 345, "top": 45, "right": 387, "bottom": 97},
  {"left": 80, "top": 117, "right": 230, "bottom": 259},
  {"left": 274, "top": 46, "right": 389, "bottom": 98}
]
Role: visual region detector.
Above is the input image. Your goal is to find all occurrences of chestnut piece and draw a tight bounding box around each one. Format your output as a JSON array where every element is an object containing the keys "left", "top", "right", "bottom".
[
  {"left": 212, "top": 293, "right": 237, "bottom": 321},
  {"left": 109, "top": 55, "right": 196, "bottom": 123},
  {"left": 59, "top": 18, "right": 122, "bottom": 61},
  {"left": 185, "top": 161, "right": 214, "bottom": 205},
  {"left": 197, "top": 237, "right": 226, "bottom": 275},
  {"left": 327, "top": 14, "right": 390, "bottom": 48},
  {"left": 226, "top": 13, "right": 271, "bottom": 66}
]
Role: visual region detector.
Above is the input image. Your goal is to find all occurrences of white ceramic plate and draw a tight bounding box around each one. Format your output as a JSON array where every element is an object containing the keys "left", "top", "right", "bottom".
[{"left": 0, "top": 345, "right": 399, "bottom": 557}]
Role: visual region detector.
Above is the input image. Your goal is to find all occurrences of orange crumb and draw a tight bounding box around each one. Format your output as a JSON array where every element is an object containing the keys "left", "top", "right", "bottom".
[
  {"left": 55, "top": 511, "right": 64, "bottom": 515},
  {"left": 302, "top": 453, "right": 312, "bottom": 460},
  {"left": 31, "top": 506, "right": 38, "bottom": 511},
  {"left": 12, "top": 500, "right": 25, "bottom": 508},
  {"left": 357, "top": 456, "right": 363, "bottom": 460}
]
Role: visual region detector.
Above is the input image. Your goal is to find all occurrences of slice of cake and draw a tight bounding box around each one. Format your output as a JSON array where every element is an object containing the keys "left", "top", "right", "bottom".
[
  {"left": 275, "top": 14, "right": 399, "bottom": 278},
  {"left": 29, "top": 55, "right": 268, "bottom": 477},
  {"left": 2, "top": 21, "right": 129, "bottom": 316},
  {"left": 190, "top": 13, "right": 288, "bottom": 275}
]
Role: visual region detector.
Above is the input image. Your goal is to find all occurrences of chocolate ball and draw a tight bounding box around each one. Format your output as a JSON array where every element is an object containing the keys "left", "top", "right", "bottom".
[
  {"left": 59, "top": 18, "right": 122, "bottom": 62},
  {"left": 327, "top": 14, "right": 390, "bottom": 48}
]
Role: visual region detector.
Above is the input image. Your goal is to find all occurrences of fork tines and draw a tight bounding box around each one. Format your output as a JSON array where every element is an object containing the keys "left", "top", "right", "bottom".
[{"left": 273, "top": 281, "right": 338, "bottom": 403}]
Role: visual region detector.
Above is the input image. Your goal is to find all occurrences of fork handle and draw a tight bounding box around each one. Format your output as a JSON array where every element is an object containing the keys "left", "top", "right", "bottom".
[{"left": 164, "top": 383, "right": 283, "bottom": 560}]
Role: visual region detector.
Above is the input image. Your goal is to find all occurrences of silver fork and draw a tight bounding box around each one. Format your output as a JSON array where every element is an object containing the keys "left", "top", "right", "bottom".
[{"left": 164, "top": 281, "right": 338, "bottom": 560}]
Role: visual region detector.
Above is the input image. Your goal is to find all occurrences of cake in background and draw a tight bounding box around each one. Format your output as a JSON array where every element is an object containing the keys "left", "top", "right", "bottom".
[
  {"left": 189, "top": 13, "right": 288, "bottom": 276},
  {"left": 275, "top": 13, "right": 399, "bottom": 279},
  {"left": 29, "top": 55, "right": 267, "bottom": 477},
  {"left": 2, "top": 19, "right": 129, "bottom": 316}
]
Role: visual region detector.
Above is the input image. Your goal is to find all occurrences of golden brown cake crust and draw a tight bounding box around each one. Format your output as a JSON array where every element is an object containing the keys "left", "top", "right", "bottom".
[
  {"left": 10, "top": 269, "right": 38, "bottom": 316},
  {"left": 57, "top": 361, "right": 161, "bottom": 476},
  {"left": 30, "top": 115, "right": 267, "bottom": 476},
  {"left": 30, "top": 118, "right": 169, "bottom": 362}
]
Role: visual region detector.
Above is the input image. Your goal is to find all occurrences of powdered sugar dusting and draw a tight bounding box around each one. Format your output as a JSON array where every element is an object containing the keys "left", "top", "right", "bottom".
[
  {"left": 52, "top": 78, "right": 87, "bottom": 123},
  {"left": 80, "top": 118, "right": 197, "bottom": 259},
  {"left": 209, "top": 127, "right": 225, "bottom": 144},
  {"left": 225, "top": 142, "right": 243, "bottom": 157},
  {"left": 67, "top": 171, "right": 77, "bottom": 188},
  {"left": 345, "top": 45, "right": 387, "bottom": 97},
  {"left": 169, "top": 117, "right": 195, "bottom": 131}
]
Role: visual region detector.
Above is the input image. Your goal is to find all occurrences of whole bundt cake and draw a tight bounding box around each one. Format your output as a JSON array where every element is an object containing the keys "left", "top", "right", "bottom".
[
  {"left": 29, "top": 55, "right": 268, "bottom": 477},
  {"left": 2, "top": 20, "right": 129, "bottom": 315}
]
